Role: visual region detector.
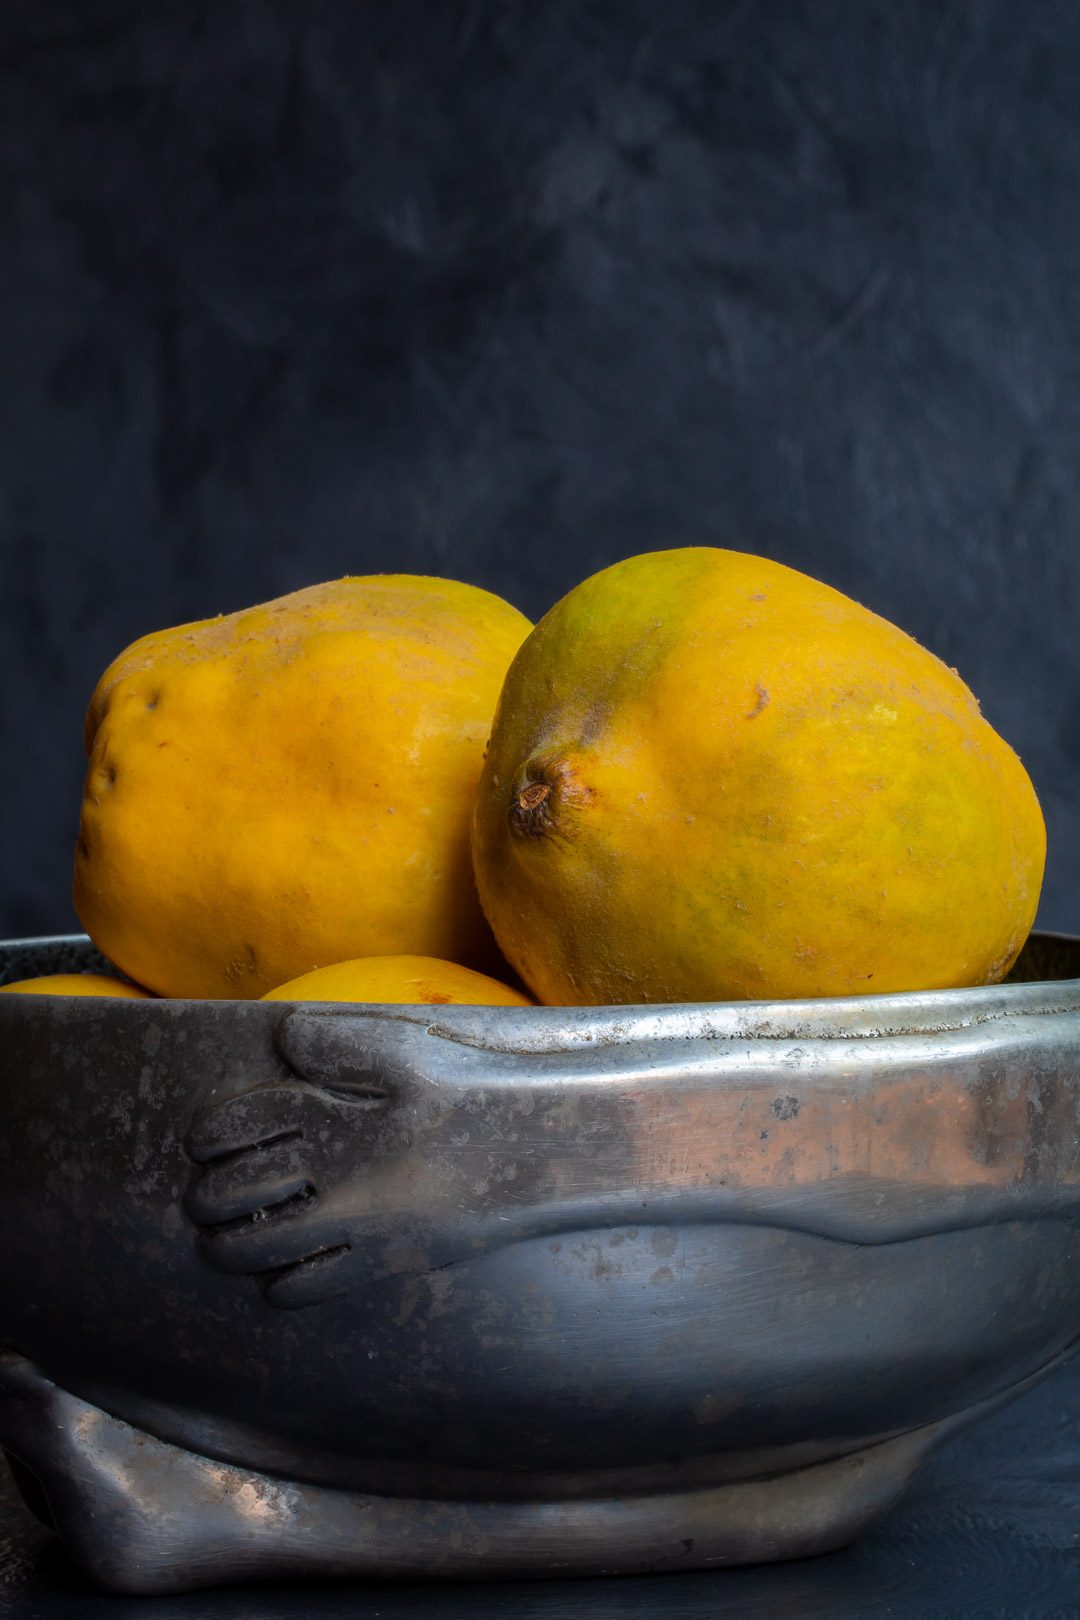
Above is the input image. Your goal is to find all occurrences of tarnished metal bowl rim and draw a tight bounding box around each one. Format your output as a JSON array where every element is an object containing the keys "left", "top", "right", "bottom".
[
  {"left": 2, "top": 931, "right": 1080, "bottom": 1049},
  {"left": 2, "top": 930, "right": 1080, "bottom": 1591}
]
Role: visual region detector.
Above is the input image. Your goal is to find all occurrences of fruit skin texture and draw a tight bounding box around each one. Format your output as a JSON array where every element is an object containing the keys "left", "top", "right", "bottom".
[
  {"left": 75, "top": 576, "right": 531, "bottom": 1000},
  {"left": 262, "top": 954, "right": 534, "bottom": 1005},
  {"left": 472, "top": 548, "right": 1046, "bottom": 1006},
  {"left": 0, "top": 974, "right": 148, "bottom": 998}
]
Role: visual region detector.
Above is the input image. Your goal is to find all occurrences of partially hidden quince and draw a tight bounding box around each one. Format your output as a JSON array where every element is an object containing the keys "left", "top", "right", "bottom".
[
  {"left": 0, "top": 974, "right": 149, "bottom": 998},
  {"left": 472, "top": 548, "right": 1046, "bottom": 1005},
  {"left": 262, "top": 954, "right": 533, "bottom": 1005},
  {"left": 75, "top": 576, "right": 531, "bottom": 999}
]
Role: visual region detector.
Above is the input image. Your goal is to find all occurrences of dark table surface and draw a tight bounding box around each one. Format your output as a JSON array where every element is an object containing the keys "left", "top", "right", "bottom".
[{"left": 1, "top": 1360, "right": 1078, "bottom": 1620}]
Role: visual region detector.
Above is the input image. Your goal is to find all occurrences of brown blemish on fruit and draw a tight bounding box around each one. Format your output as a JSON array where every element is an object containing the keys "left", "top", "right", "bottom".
[
  {"left": 510, "top": 754, "right": 595, "bottom": 841},
  {"left": 746, "top": 684, "right": 770, "bottom": 719},
  {"left": 518, "top": 783, "right": 551, "bottom": 811},
  {"left": 510, "top": 776, "right": 556, "bottom": 840}
]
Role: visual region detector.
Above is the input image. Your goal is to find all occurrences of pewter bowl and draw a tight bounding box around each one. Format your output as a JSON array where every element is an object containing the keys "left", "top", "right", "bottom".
[{"left": 1, "top": 931, "right": 1079, "bottom": 1595}]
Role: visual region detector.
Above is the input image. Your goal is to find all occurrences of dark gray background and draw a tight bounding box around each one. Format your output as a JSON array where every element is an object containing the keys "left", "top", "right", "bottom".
[{"left": 1, "top": 0, "right": 1077, "bottom": 940}]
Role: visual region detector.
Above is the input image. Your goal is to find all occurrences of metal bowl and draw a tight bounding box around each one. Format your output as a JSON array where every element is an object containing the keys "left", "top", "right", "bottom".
[{"left": 1, "top": 931, "right": 1079, "bottom": 1595}]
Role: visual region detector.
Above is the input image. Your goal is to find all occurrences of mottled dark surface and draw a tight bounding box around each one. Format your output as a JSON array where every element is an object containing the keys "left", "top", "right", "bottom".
[
  {"left": 1, "top": 1354, "right": 1079, "bottom": 1616},
  {"left": 1, "top": 0, "right": 1079, "bottom": 938}
]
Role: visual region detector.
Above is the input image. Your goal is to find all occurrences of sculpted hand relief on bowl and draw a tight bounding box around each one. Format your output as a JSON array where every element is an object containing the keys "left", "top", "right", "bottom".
[{"left": 471, "top": 548, "right": 1045, "bottom": 1006}]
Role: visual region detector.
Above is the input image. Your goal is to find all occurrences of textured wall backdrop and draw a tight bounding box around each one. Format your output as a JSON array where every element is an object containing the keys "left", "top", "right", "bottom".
[{"left": 1, "top": 0, "right": 1077, "bottom": 938}]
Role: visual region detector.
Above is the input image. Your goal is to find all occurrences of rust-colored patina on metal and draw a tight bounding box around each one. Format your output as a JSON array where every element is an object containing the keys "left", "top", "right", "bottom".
[{"left": 0, "top": 933, "right": 1078, "bottom": 1594}]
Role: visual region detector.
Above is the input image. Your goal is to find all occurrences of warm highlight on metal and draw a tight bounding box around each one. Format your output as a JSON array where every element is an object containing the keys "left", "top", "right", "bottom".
[{"left": 0, "top": 932, "right": 1078, "bottom": 1594}]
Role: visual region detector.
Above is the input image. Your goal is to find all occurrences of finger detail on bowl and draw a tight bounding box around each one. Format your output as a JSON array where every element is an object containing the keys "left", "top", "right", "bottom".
[{"left": 1, "top": 933, "right": 1079, "bottom": 1592}]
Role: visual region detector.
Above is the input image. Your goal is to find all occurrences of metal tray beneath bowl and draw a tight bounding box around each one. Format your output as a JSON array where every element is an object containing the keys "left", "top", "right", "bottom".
[{"left": 1, "top": 932, "right": 1079, "bottom": 1594}]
